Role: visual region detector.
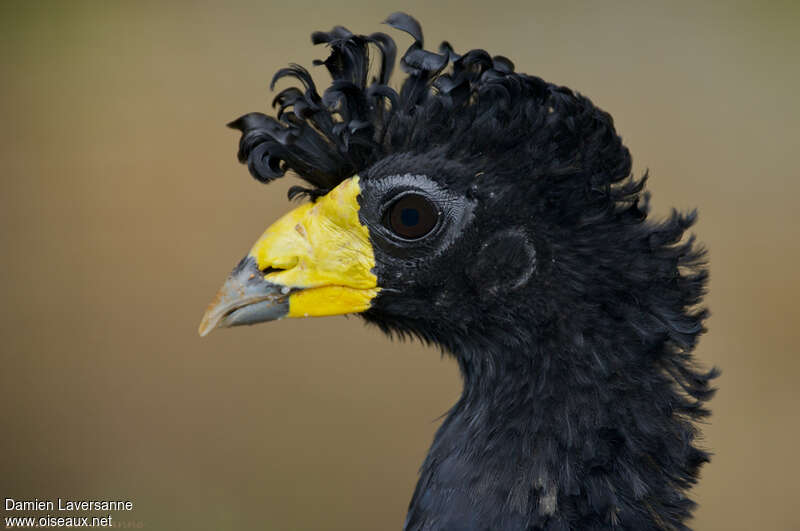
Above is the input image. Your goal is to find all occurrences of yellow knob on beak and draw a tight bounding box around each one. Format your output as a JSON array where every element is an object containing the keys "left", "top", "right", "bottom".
[{"left": 199, "top": 176, "right": 379, "bottom": 336}]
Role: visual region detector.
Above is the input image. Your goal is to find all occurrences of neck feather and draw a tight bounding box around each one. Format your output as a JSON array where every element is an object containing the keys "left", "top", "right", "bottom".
[{"left": 405, "top": 324, "right": 715, "bottom": 531}]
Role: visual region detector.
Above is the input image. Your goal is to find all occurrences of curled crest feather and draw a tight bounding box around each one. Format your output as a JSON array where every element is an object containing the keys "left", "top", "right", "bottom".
[{"left": 228, "top": 12, "right": 633, "bottom": 212}]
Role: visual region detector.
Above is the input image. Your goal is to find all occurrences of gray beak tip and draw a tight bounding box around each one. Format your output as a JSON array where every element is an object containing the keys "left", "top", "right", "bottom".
[{"left": 198, "top": 256, "right": 291, "bottom": 337}]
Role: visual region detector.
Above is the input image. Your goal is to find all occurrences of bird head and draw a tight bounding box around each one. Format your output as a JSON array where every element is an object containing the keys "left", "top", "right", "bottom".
[
  {"left": 199, "top": 15, "right": 716, "bottom": 527},
  {"left": 200, "top": 12, "right": 702, "bottom": 362}
]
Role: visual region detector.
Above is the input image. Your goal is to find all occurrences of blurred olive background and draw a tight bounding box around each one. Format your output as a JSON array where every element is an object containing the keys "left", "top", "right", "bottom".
[{"left": 1, "top": 1, "right": 798, "bottom": 529}]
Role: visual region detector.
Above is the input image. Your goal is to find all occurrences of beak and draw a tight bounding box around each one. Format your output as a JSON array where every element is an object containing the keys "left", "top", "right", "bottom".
[
  {"left": 198, "top": 176, "right": 379, "bottom": 337},
  {"left": 198, "top": 256, "right": 290, "bottom": 336}
]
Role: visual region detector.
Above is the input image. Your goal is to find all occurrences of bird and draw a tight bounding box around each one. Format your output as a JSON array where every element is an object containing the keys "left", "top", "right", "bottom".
[{"left": 199, "top": 13, "right": 717, "bottom": 530}]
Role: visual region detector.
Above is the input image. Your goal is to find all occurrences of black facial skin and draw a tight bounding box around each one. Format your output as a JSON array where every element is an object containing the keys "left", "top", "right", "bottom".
[
  {"left": 360, "top": 169, "right": 477, "bottom": 334},
  {"left": 357, "top": 151, "right": 556, "bottom": 356},
  {"left": 227, "top": 13, "right": 716, "bottom": 531},
  {"left": 358, "top": 155, "right": 544, "bottom": 347},
  {"left": 359, "top": 169, "right": 474, "bottom": 261}
]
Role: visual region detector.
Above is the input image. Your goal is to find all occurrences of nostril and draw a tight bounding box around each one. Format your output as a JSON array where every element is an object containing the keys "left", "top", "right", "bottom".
[{"left": 260, "top": 257, "right": 299, "bottom": 276}]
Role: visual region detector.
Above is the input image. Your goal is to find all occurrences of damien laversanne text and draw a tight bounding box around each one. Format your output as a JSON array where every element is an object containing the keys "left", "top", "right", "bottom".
[{"left": 5, "top": 498, "right": 133, "bottom": 511}]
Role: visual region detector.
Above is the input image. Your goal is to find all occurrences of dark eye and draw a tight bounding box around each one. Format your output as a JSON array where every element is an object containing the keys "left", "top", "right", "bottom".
[{"left": 386, "top": 193, "right": 438, "bottom": 239}]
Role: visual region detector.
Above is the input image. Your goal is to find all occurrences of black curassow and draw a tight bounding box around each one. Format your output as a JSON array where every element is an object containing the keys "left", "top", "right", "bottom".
[{"left": 199, "top": 13, "right": 717, "bottom": 530}]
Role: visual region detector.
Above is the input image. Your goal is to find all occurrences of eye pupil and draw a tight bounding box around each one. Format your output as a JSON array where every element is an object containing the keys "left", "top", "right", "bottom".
[
  {"left": 387, "top": 193, "right": 438, "bottom": 239},
  {"left": 400, "top": 208, "right": 419, "bottom": 226}
]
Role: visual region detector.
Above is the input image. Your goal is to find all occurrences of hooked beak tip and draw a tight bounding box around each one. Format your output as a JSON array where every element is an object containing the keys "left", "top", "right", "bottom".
[
  {"left": 197, "top": 320, "right": 214, "bottom": 338},
  {"left": 198, "top": 256, "right": 290, "bottom": 337}
]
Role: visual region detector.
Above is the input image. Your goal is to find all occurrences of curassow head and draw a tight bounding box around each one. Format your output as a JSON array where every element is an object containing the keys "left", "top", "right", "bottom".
[
  {"left": 199, "top": 15, "right": 716, "bottom": 528},
  {"left": 200, "top": 12, "right": 707, "bottom": 368}
]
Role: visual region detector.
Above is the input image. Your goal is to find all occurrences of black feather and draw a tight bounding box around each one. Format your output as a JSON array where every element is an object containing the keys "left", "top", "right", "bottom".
[{"left": 228, "top": 13, "right": 717, "bottom": 530}]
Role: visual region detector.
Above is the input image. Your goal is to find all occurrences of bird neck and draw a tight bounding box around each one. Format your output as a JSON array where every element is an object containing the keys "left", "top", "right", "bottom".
[{"left": 406, "top": 327, "right": 709, "bottom": 529}]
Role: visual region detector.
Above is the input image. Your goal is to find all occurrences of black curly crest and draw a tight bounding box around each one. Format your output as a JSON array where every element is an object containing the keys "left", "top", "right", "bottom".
[{"left": 229, "top": 12, "right": 576, "bottom": 200}]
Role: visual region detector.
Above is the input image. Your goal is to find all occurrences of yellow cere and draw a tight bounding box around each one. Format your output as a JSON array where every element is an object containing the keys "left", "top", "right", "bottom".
[{"left": 247, "top": 176, "right": 380, "bottom": 317}]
